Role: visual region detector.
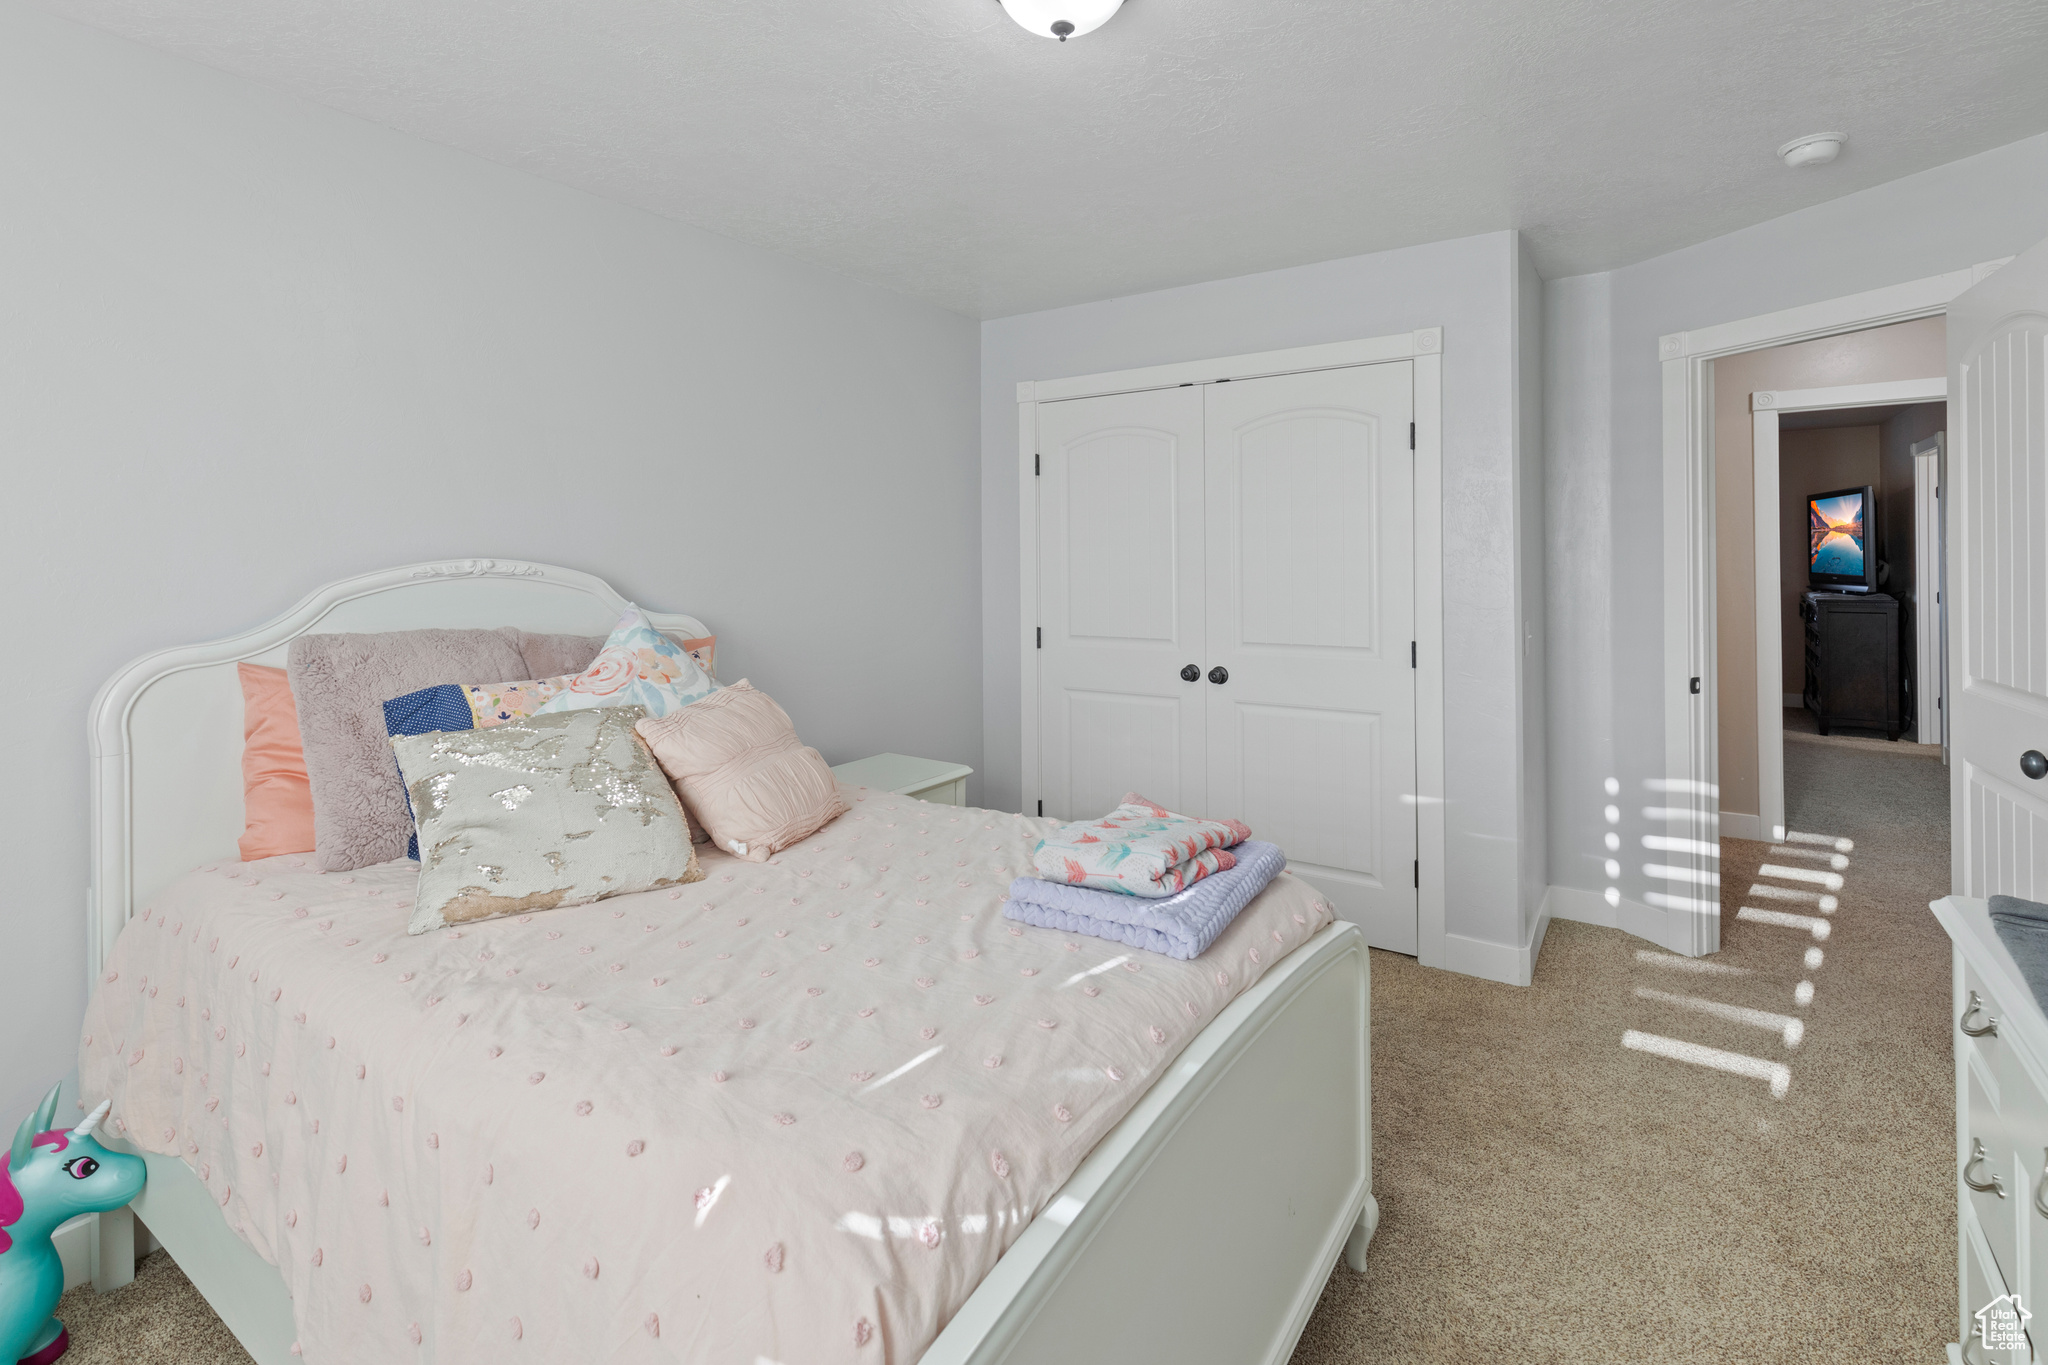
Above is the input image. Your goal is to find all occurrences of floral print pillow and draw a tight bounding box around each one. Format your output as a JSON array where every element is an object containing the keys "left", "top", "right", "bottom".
[
  {"left": 464, "top": 635, "right": 716, "bottom": 727},
  {"left": 529, "top": 608, "right": 718, "bottom": 721},
  {"left": 464, "top": 676, "right": 569, "bottom": 727}
]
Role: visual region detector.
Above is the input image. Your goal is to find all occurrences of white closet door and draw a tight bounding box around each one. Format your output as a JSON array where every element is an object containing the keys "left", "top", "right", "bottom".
[
  {"left": 1950, "top": 240, "right": 2048, "bottom": 897},
  {"left": 1202, "top": 364, "right": 1418, "bottom": 952},
  {"left": 1037, "top": 386, "right": 1207, "bottom": 821}
]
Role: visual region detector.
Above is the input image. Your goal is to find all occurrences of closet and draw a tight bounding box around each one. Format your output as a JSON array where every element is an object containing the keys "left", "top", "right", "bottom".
[{"left": 1030, "top": 359, "right": 1420, "bottom": 953}]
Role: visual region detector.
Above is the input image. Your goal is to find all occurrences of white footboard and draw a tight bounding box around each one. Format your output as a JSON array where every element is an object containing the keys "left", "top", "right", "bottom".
[
  {"left": 924, "top": 922, "right": 1372, "bottom": 1365},
  {"left": 93, "top": 924, "right": 1369, "bottom": 1365}
]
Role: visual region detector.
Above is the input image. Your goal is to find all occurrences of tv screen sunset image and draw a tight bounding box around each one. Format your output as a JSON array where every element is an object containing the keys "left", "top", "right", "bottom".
[{"left": 1810, "top": 492, "right": 1865, "bottom": 578}]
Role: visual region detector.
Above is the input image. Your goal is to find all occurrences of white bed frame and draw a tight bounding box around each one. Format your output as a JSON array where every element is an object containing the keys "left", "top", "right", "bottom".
[{"left": 85, "top": 559, "right": 1375, "bottom": 1365}]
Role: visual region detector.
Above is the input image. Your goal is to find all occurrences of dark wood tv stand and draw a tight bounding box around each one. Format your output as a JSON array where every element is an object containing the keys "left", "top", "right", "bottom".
[{"left": 1800, "top": 591, "right": 1900, "bottom": 739}]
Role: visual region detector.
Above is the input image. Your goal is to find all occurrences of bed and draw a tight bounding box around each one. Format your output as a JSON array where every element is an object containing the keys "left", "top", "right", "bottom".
[{"left": 81, "top": 559, "right": 1375, "bottom": 1364}]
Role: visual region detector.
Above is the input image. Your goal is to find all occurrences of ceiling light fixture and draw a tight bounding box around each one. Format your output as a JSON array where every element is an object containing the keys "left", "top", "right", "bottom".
[
  {"left": 997, "top": 0, "right": 1123, "bottom": 41},
  {"left": 1778, "top": 132, "right": 1846, "bottom": 169}
]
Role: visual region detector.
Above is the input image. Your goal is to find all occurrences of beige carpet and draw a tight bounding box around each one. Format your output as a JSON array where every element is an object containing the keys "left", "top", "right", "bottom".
[
  {"left": 1783, "top": 704, "right": 1941, "bottom": 756},
  {"left": 50, "top": 742, "right": 1953, "bottom": 1364},
  {"left": 1293, "top": 739, "right": 1954, "bottom": 1364}
]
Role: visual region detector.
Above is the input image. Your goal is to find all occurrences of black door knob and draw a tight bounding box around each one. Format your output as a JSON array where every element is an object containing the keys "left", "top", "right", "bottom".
[
  {"left": 1208, "top": 666, "right": 1229, "bottom": 685},
  {"left": 2024, "top": 750, "right": 2048, "bottom": 780},
  {"left": 1180, "top": 664, "right": 1200, "bottom": 682}
]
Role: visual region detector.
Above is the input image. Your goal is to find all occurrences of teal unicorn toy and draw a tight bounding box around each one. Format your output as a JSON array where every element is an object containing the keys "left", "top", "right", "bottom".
[{"left": 0, "top": 1087, "right": 145, "bottom": 1364}]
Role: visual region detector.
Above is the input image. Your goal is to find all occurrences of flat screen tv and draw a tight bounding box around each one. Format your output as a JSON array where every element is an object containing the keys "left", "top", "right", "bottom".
[{"left": 1808, "top": 484, "right": 1876, "bottom": 592}]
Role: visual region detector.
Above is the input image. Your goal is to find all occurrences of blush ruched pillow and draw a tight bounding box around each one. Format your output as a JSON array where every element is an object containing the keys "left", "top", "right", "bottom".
[{"left": 633, "top": 681, "right": 846, "bottom": 862}]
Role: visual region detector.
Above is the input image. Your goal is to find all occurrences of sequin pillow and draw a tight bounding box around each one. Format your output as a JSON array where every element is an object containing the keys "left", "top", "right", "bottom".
[
  {"left": 530, "top": 608, "right": 717, "bottom": 721},
  {"left": 390, "top": 706, "right": 703, "bottom": 933}
]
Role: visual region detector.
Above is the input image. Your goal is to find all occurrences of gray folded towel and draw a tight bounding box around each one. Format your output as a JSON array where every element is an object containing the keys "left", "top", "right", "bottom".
[{"left": 1989, "top": 894, "right": 2048, "bottom": 1016}]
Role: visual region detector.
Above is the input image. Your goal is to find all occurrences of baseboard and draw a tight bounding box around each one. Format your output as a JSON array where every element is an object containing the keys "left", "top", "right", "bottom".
[
  {"left": 1544, "top": 884, "right": 1698, "bottom": 956},
  {"left": 55, "top": 1214, "right": 90, "bottom": 1291},
  {"left": 1442, "top": 900, "right": 1551, "bottom": 988},
  {"left": 1719, "top": 810, "right": 1765, "bottom": 841},
  {"left": 1782, "top": 692, "right": 1803, "bottom": 710}
]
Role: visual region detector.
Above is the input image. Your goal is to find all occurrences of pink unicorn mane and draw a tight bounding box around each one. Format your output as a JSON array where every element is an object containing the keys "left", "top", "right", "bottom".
[{"left": 0, "top": 1132, "right": 71, "bottom": 1256}]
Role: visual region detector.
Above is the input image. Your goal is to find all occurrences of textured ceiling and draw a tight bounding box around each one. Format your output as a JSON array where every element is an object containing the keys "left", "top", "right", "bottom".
[{"left": 33, "top": 0, "right": 2048, "bottom": 317}]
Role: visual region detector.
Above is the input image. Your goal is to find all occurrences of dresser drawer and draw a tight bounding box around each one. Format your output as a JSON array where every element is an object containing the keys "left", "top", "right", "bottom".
[
  {"left": 1962, "top": 960, "right": 2011, "bottom": 1073},
  {"left": 1964, "top": 1216, "right": 2027, "bottom": 1364},
  {"left": 1967, "top": 1057, "right": 2021, "bottom": 1292}
]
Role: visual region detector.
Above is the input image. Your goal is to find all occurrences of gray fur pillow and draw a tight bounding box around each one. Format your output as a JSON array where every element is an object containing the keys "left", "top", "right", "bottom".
[{"left": 287, "top": 628, "right": 528, "bottom": 871}]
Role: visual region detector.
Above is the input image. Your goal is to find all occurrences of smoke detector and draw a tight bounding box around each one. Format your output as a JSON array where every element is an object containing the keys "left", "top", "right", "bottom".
[{"left": 1778, "top": 133, "right": 1846, "bottom": 169}]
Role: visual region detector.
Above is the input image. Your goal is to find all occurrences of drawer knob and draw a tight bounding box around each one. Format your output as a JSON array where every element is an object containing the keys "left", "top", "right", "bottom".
[
  {"left": 1964, "top": 1137, "right": 2006, "bottom": 1199},
  {"left": 2036, "top": 1149, "right": 2048, "bottom": 1219},
  {"left": 1960, "top": 989, "right": 1999, "bottom": 1038}
]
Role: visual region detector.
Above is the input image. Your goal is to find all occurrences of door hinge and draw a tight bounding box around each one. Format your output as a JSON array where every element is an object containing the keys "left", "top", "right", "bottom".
[
  {"left": 1690, "top": 676, "right": 1701, "bottom": 695},
  {"left": 1036, "top": 627, "right": 1042, "bottom": 649},
  {"left": 1414, "top": 860, "right": 1419, "bottom": 889},
  {"left": 1034, "top": 452, "right": 1040, "bottom": 476},
  {"left": 1409, "top": 422, "right": 1416, "bottom": 450},
  {"left": 1037, "top": 800, "right": 1044, "bottom": 816},
  {"left": 1411, "top": 640, "right": 1417, "bottom": 669}
]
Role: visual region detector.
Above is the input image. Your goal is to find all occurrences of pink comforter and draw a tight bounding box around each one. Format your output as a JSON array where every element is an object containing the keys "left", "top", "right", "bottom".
[{"left": 80, "top": 790, "right": 1333, "bottom": 1363}]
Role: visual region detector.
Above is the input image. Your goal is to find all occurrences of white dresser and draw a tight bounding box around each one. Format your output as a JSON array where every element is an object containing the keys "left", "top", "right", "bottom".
[{"left": 1934, "top": 896, "right": 2048, "bottom": 1363}]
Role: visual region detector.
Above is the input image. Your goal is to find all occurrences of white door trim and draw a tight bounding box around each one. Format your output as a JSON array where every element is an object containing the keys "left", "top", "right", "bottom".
[
  {"left": 1911, "top": 434, "right": 1946, "bottom": 748},
  {"left": 1750, "top": 378, "right": 1947, "bottom": 841},
  {"left": 1660, "top": 265, "right": 2003, "bottom": 954},
  {"left": 1018, "top": 329, "right": 1448, "bottom": 969}
]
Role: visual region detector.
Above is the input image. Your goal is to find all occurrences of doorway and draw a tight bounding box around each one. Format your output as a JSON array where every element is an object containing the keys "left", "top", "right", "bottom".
[
  {"left": 1657, "top": 260, "right": 2009, "bottom": 951},
  {"left": 1746, "top": 380, "right": 1947, "bottom": 843},
  {"left": 1015, "top": 330, "right": 1448, "bottom": 963}
]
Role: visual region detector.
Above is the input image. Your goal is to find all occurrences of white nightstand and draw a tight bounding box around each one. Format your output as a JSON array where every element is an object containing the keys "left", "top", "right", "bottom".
[{"left": 830, "top": 753, "right": 975, "bottom": 807}]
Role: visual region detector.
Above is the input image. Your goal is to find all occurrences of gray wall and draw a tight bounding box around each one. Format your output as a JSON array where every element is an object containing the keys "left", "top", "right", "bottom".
[
  {"left": 982, "top": 230, "right": 1545, "bottom": 973},
  {"left": 1543, "top": 272, "right": 1619, "bottom": 906},
  {"left": 1544, "top": 132, "right": 2048, "bottom": 904},
  {"left": 0, "top": 2, "right": 982, "bottom": 1125},
  {"left": 1515, "top": 237, "right": 1549, "bottom": 948}
]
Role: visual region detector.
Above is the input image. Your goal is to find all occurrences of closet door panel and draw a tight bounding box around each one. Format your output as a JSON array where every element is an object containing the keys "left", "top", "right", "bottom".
[
  {"left": 1204, "top": 364, "right": 1418, "bottom": 953},
  {"left": 1235, "top": 703, "right": 1382, "bottom": 874},
  {"left": 1037, "top": 387, "right": 1207, "bottom": 821}
]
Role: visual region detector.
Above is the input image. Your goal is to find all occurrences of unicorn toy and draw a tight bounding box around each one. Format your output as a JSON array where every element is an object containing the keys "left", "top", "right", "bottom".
[{"left": 0, "top": 1087, "right": 145, "bottom": 1364}]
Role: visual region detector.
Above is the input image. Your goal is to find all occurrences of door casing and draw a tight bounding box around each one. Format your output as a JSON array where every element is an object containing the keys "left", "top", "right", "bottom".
[{"left": 1017, "top": 329, "right": 1447, "bottom": 970}]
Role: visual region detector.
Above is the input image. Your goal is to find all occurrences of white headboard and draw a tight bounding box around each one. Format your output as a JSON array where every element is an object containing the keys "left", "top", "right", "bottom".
[{"left": 87, "top": 559, "right": 710, "bottom": 981}]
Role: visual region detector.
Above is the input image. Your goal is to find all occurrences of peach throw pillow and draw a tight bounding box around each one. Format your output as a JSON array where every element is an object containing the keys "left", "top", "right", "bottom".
[
  {"left": 237, "top": 662, "right": 317, "bottom": 860},
  {"left": 634, "top": 681, "right": 846, "bottom": 862}
]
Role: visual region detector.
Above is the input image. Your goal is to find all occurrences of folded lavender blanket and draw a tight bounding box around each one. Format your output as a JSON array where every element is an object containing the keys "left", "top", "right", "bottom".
[{"left": 1004, "top": 841, "right": 1286, "bottom": 960}]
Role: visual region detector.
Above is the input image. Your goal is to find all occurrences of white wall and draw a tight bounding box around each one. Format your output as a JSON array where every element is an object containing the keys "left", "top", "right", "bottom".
[
  {"left": 1515, "top": 238, "right": 1549, "bottom": 957},
  {"left": 0, "top": 2, "right": 981, "bottom": 1126},
  {"left": 1544, "top": 132, "right": 2048, "bottom": 910},
  {"left": 1542, "top": 272, "right": 1619, "bottom": 909},
  {"left": 982, "top": 230, "right": 1547, "bottom": 981}
]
